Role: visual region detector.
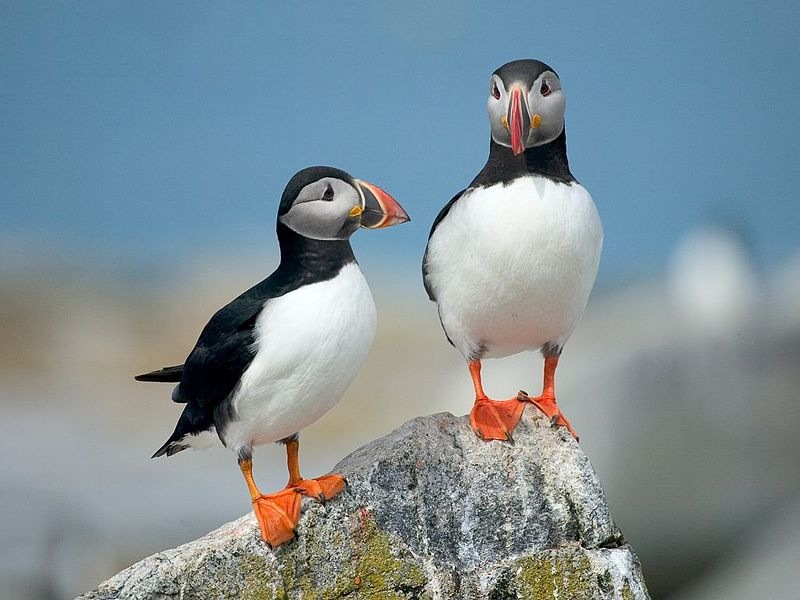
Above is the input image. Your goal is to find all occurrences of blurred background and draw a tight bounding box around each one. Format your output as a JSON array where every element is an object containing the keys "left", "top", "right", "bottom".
[{"left": 2, "top": 2, "right": 798, "bottom": 598}]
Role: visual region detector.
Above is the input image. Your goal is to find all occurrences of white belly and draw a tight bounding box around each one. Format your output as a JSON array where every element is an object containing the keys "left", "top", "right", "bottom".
[
  {"left": 223, "top": 263, "right": 376, "bottom": 454},
  {"left": 425, "top": 176, "right": 603, "bottom": 359}
]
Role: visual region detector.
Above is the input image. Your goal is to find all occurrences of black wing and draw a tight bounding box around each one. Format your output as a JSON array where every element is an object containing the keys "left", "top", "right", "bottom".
[
  {"left": 149, "top": 279, "right": 274, "bottom": 456},
  {"left": 177, "top": 295, "right": 263, "bottom": 410},
  {"left": 137, "top": 289, "right": 264, "bottom": 408},
  {"left": 422, "top": 189, "right": 467, "bottom": 302},
  {"left": 175, "top": 283, "right": 271, "bottom": 407}
]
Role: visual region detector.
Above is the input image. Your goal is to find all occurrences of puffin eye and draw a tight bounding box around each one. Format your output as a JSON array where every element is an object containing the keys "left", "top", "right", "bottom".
[
  {"left": 322, "top": 184, "right": 334, "bottom": 201},
  {"left": 491, "top": 83, "right": 501, "bottom": 100},
  {"left": 540, "top": 81, "right": 551, "bottom": 97}
]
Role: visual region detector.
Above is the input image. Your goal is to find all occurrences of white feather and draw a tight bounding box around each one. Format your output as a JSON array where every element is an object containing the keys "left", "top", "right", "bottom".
[
  {"left": 187, "top": 263, "right": 376, "bottom": 454},
  {"left": 425, "top": 176, "right": 603, "bottom": 359}
]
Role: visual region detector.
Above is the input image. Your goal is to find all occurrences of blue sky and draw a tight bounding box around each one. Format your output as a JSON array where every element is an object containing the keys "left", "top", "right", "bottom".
[{"left": 2, "top": 1, "right": 798, "bottom": 283}]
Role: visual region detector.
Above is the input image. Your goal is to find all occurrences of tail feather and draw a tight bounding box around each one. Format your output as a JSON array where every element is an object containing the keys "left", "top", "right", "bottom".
[
  {"left": 135, "top": 364, "right": 183, "bottom": 383},
  {"left": 152, "top": 437, "right": 189, "bottom": 458},
  {"left": 152, "top": 416, "right": 191, "bottom": 458},
  {"left": 152, "top": 403, "right": 213, "bottom": 458}
]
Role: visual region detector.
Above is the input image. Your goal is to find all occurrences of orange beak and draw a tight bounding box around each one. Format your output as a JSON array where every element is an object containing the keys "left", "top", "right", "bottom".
[
  {"left": 509, "top": 87, "right": 527, "bottom": 156},
  {"left": 355, "top": 179, "right": 410, "bottom": 229}
]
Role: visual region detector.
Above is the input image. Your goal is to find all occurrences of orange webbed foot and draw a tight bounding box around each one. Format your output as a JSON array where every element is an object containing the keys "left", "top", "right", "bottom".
[
  {"left": 469, "top": 396, "right": 526, "bottom": 441},
  {"left": 293, "top": 473, "right": 347, "bottom": 502},
  {"left": 252, "top": 487, "right": 302, "bottom": 548},
  {"left": 521, "top": 393, "right": 579, "bottom": 441}
]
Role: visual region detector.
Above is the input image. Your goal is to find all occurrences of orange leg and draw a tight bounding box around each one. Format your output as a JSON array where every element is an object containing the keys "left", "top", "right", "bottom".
[
  {"left": 239, "top": 438, "right": 346, "bottom": 548},
  {"left": 520, "top": 356, "right": 579, "bottom": 440},
  {"left": 468, "top": 360, "right": 526, "bottom": 441},
  {"left": 284, "top": 438, "right": 347, "bottom": 502},
  {"left": 239, "top": 457, "right": 301, "bottom": 548}
]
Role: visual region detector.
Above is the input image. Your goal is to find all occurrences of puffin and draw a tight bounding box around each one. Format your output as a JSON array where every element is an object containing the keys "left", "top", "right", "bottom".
[
  {"left": 422, "top": 59, "right": 603, "bottom": 442},
  {"left": 136, "top": 166, "right": 409, "bottom": 547}
]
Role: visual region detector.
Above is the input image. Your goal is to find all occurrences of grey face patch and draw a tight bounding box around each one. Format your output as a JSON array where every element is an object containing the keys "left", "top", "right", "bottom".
[
  {"left": 488, "top": 70, "right": 566, "bottom": 151},
  {"left": 525, "top": 71, "right": 565, "bottom": 148},
  {"left": 487, "top": 74, "right": 511, "bottom": 147},
  {"left": 279, "top": 177, "right": 363, "bottom": 240}
]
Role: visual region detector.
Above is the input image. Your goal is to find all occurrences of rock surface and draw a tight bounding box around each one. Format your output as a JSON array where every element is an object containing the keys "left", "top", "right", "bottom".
[{"left": 78, "top": 410, "right": 650, "bottom": 599}]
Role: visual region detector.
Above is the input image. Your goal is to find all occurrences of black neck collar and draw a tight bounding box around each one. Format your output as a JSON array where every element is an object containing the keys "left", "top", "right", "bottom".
[
  {"left": 275, "top": 222, "right": 356, "bottom": 277},
  {"left": 470, "top": 130, "right": 575, "bottom": 188}
]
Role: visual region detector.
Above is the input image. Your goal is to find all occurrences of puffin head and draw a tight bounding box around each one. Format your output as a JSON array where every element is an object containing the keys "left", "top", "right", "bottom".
[
  {"left": 278, "top": 166, "right": 409, "bottom": 240},
  {"left": 487, "top": 59, "right": 566, "bottom": 156}
]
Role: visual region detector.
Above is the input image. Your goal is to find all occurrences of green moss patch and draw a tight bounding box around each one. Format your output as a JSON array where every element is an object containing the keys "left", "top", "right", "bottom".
[{"left": 237, "top": 513, "right": 428, "bottom": 599}]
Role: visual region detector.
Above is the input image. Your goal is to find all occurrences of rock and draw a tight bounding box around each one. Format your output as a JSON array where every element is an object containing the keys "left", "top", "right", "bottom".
[{"left": 78, "top": 410, "right": 650, "bottom": 599}]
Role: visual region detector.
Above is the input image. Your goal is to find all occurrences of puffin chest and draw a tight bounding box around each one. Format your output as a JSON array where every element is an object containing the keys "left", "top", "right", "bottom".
[
  {"left": 449, "top": 177, "right": 599, "bottom": 289},
  {"left": 229, "top": 263, "right": 376, "bottom": 442},
  {"left": 426, "top": 176, "right": 602, "bottom": 357},
  {"left": 249, "top": 263, "right": 375, "bottom": 387}
]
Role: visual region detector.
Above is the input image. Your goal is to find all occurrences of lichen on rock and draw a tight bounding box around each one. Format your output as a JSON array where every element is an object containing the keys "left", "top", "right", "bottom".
[{"left": 78, "top": 410, "right": 649, "bottom": 600}]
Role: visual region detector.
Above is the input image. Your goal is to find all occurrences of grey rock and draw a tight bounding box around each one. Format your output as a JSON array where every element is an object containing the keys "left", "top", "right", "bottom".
[{"left": 78, "top": 410, "right": 650, "bottom": 599}]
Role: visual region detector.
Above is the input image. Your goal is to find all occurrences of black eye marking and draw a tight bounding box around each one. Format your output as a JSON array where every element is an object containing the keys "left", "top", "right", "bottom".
[
  {"left": 492, "top": 82, "right": 501, "bottom": 99},
  {"left": 322, "top": 184, "right": 334, "bottom": 201},
  {"left": 540, "top": 81, "right": 551, "bottom": 97}
]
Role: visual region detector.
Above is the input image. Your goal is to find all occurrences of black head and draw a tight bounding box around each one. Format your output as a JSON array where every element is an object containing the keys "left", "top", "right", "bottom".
[
  {"left": 488, "top": 59, "right": 566, "bottom": 155},
  {"left": 277, "top": 166, "right": 409, "bottom": 240},
  {"left": 494, "top": 59, "right": 558, "bottom": 90}
]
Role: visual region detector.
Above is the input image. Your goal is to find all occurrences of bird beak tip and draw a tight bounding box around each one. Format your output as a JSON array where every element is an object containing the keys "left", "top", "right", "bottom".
[{"left": 355, "top": 179, "right": 410, "bottom": 229}]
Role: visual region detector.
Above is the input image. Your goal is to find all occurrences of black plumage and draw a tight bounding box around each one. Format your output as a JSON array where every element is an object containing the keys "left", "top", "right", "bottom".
[
  {"left": 471, "top": 134, "right": 575, "bottom": 188},
  {"left": 493, "top": 59, "right": 556, "bottom": 92}
]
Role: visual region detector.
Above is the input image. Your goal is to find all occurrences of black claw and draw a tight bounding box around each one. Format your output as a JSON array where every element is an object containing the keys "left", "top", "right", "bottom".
[{"left": 517, "top": 389, "right": 529, "bottom": 397}]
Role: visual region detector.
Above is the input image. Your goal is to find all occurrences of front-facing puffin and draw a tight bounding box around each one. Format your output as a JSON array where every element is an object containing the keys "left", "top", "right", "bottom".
[
  {"left": 423, "top": 59, "right": 602, "bottom": 441},
  {"left": 136, "top": 166, "right": 408, "bottom": 547}
]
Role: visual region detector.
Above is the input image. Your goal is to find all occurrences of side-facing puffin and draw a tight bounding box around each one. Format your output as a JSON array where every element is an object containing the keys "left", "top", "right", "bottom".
[
  {"left": 422, "top": 59, "right": 603, "bottom": 442},
  {"left": 136, "top": 166, "right": 409, "bottom": 547}
]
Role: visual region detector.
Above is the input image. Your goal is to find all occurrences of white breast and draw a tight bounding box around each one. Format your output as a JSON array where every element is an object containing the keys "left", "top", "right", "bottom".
[
  {"left": 425, "top": 176, "right": 603, "bottom": 359},
  {"left": 223, "top": 263, "right": 376, "bottom": 454}
]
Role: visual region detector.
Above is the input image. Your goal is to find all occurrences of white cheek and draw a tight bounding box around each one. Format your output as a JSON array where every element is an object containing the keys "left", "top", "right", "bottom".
[
  {"left": 527, "top": 92, "right": 566, "bottom": 146},
  {"left": 487, "top": 96, "right": 503, "bottom": 118},
  {"left": 280, "top": 202, "right": 344, "bottom": 240},
  {"left": 488, "top": 97, "right": 510, "bottom": 142}
]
